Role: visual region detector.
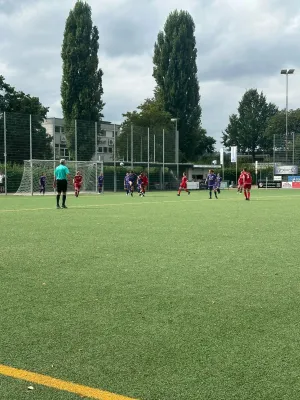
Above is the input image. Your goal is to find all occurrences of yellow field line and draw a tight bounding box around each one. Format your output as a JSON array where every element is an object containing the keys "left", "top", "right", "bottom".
[{"left": 0, "top": 364, "right": 138, "bottom": 400}]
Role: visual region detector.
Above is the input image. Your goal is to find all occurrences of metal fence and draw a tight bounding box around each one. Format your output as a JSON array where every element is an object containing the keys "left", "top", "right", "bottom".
[{"left": 0, "top": 111, "right": 183, "bottom": 194}]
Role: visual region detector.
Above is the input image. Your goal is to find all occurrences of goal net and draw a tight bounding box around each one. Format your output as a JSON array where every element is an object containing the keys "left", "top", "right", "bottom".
[{"left": 16, "top": 160, "right": 103, "bottom": 195}]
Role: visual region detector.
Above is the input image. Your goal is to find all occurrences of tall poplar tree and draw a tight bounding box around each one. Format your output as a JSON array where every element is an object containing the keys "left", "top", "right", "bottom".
[
  {"left": 153, "top": 10, "right": 203, "bottom": 161},
  {"left": 61, "top": 0, "right": 104, "bottom": 160}
]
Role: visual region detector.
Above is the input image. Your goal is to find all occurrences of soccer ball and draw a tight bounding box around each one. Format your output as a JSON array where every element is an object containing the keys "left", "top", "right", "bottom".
[{"left": 120, "top": 162, "right": 124, "bottom": 167}]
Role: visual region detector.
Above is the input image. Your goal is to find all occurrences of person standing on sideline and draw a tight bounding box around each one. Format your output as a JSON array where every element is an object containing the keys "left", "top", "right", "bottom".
[
  {"left": 53, "top": 159, "right": 70, "bottom": 209},
  {"left": 98, "top": 173, "right": 104, "bottom": 194},
  {"left": 124, "top": 172, "right": 130, "bottom": 195},
  {"left": 39, "top": 173, "right": 46, "bottom": 195},
  {"left": 0, "top": 171, "right": 5, "bottom": 193},
  {"left": 215, "top": 173, "right": 222, "bottom": 195},
  {"left": 206, "top": 169, "right": 217, "bottom": 199}
]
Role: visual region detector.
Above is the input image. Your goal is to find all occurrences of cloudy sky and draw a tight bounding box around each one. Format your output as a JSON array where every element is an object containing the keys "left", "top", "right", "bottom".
[{"left": 1, "top": 0, "right": 300, "bottom": 146}]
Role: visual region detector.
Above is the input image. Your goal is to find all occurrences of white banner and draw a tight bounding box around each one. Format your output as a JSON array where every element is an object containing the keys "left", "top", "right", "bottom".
[
  {"left": 255, "top": 161, "right": 258, "bottom": 174},
  {"left": 273, "top": 176, "right": 282, "bottom": 181},
  {"left": 187, "top": 182, "right": 199, "bottom": 190},
  {"left": 220, "top": 148, "right": 224, "bottom": 165},
  {"left": 282, "top": 182, "right": 293, "bottom": 189},
  {"left": 231, "top": 146, "right": 237, "bottom": 163},
  {"left": 274, "top": 165, "right": 298, "bottom": 175}
]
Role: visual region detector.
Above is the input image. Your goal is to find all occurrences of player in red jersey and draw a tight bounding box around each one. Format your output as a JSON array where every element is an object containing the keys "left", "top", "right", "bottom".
[
  {"left": 139, "top": 173, "right": 148, "bottom": 197},
  {"left": 237, "top": 171, "right": 244, "bottom": 193},
  {"left": 242, "top": 168, "right": 252, "bottom": 200},
  {"left": 73, "top": 171, "right": 83, "bottom": 197},
  {"left": 177, "top": 172, "right": 190, "bottom": 196}
]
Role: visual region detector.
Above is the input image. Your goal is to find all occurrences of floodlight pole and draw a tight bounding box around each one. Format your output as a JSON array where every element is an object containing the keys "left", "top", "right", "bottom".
[{"left": 281, "top": 69, "right": 295, "bottom": 163}]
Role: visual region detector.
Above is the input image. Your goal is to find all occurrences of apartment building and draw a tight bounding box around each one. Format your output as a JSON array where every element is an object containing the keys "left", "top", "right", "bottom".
[{"left": 42, "top": 117, "right": 121, "bottom": 162}]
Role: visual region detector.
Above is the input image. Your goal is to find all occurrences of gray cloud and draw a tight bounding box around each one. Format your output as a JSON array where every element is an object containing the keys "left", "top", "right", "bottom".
[{"left": 1, "top": 0, "right": 300, "bottom": 149}]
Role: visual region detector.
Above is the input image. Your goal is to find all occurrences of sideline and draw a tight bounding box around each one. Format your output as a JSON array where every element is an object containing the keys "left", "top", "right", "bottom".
[{"left": 0, "top": 364, "right": 138, "bottom": 400}]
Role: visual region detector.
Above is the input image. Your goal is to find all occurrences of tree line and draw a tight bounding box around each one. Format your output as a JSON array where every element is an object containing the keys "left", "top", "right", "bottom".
[{"left": 222, "top": 88, "right": 300, "bottom": 162}]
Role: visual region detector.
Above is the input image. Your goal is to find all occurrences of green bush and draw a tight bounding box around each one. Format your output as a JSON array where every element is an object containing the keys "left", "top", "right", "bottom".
[
  {"left": 0, "top": 163, "right": 23, "bottom": 193},
  {"left": 223, "top": 165, "right": 274, "bottom": 184}
]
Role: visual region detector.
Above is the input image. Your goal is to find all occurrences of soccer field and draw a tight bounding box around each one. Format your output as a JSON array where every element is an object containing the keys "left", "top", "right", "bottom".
[{"left": 1, "top": 189, "right": 300, "bottom": 400}]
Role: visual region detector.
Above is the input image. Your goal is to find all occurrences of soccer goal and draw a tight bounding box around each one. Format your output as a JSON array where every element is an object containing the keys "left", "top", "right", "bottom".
[{"left": 16, "top": 160, "right": 103, "bottom": 195}]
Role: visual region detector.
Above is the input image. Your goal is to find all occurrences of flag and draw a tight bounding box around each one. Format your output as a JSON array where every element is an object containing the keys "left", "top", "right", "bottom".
[
  {"left": 220, "top": 148, "right": 224, "bottom": 165},
  {"left": 231, "top": 146, "right": 237, "bottom": 163}
]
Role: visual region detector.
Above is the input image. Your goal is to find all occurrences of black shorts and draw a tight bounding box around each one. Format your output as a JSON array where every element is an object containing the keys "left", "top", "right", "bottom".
[{"left": 57, "top": 179, "right": 67, "bottom": 193}]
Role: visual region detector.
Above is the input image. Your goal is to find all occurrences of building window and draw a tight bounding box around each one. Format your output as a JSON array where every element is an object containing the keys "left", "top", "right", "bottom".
[
  {"left": 98, "top": 147, "right": 103, "bottom": 153},
  {"left": 104, "top": 147, "right": 108, "bottom": 153},
  {"left": 61, "top": 127, "right": 64, "bottom": 133},
  {"left": 108, "top": 147, "right": 112, "bottom": 153},
  {"left": 55, "top": 126, "right": 60, "bottom": 133}
]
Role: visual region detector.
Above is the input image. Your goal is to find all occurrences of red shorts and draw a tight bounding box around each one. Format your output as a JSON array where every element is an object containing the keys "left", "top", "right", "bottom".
[
  {"left": 244, "top": 184, "right": 251, "bottom": 190},
  {"left": 74, "top": 184, "right": 81, "bottom": 190},
  {"left": 180, "top": 184, "right": 187, "bottom": 190}
]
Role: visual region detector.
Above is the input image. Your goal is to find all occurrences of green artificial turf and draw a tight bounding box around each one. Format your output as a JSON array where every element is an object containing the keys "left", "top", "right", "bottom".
[{"left": 1, "top": 189, "right": 300, "bottom": 400}]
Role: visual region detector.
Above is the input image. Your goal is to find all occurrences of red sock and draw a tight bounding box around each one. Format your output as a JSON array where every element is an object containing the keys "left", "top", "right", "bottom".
[
  {"left": 247, "top": 191, "right": 251, "bottom": 199},
  {"left": 244, "top": 190, "right": 247, "bottom": 198}
]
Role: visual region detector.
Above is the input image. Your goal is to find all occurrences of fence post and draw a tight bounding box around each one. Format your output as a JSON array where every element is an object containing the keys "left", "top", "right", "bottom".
[
  {"left": 273, "top": 134, "right": 275, "bottom": 177},
  {"left": 4, "top": 112, "right": 7, "bottom": 195},
  {"left": 293, "top": 131, "right": 295, "bottom": 165},
  {"left": 30, "top": 114, "right": 33, "bottom": 196},
  {"left": 53, "top": 118, "right": 56, "bottom": 193},
  {"left": 53, "top": 117, "right": 56, "bottom": 162},
  {"left": 154, "top": 134, "right": 156, "bottom": 163},
  {"left": 147, "top": 127, "right": 150, "bottom": 190},
  {"left": 162, "top": 129, "right": 165, "bottom": 190},
  {"left": 75, "top": 119, "right": 78, "bottom": 169},
  {"left": 95, "top": 121, "right": 98, "bottom": 193},
  {"left": 175, "top": 126, "right": 179, "bottom": 178},
  {"left": 114, "top": 124, "right": 117, "bottom": 192},
  {"left": 131, "top": 124, "right": 133, "bottom": 169}
]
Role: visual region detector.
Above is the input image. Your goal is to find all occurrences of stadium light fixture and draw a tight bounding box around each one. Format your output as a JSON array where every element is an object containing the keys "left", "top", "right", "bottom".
[{"left": 280, "top": 68, "right": 295, "bottom": 162}]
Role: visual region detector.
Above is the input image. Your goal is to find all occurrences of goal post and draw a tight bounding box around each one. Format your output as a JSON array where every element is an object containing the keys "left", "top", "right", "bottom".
[{"left": 15, "top": 160, "right": 103, "bottom": 195}]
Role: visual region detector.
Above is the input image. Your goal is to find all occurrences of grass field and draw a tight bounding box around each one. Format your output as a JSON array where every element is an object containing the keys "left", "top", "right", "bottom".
[{"left": 1, "top": 189, "right": 300, "bottom": 400}]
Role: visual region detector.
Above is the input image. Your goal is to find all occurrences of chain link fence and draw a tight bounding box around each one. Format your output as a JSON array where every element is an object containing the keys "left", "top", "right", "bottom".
[{"left": 0, "top": 112, "right": 182, "bottom": 194}]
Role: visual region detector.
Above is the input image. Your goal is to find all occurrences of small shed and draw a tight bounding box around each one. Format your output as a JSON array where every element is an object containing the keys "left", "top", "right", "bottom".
[{"left": 187, "top": 165, "right": 222, "bottom": 182}]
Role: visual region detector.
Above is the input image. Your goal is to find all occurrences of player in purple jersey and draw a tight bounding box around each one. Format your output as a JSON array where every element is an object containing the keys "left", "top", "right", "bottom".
[
  {"left": 128, "top": 171, "right": 137, "bottom": 196},
  {"left": 39, "top": 173, "right": 46, "bottom": 195},
  {"left": 215, "top": 173, "right": 222, "bottom": 194},
  {"left": 137, "top": 173, "right": 143, "bottom": 194},
  {"left": 205, "top": 169, "right": 218, "bottom": 199},
  {"left": 98, "top": 173, "right": 104, "bottom": 194},
  {"left": 124, "top": 173, "right": 130, "bottom": 195}
]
